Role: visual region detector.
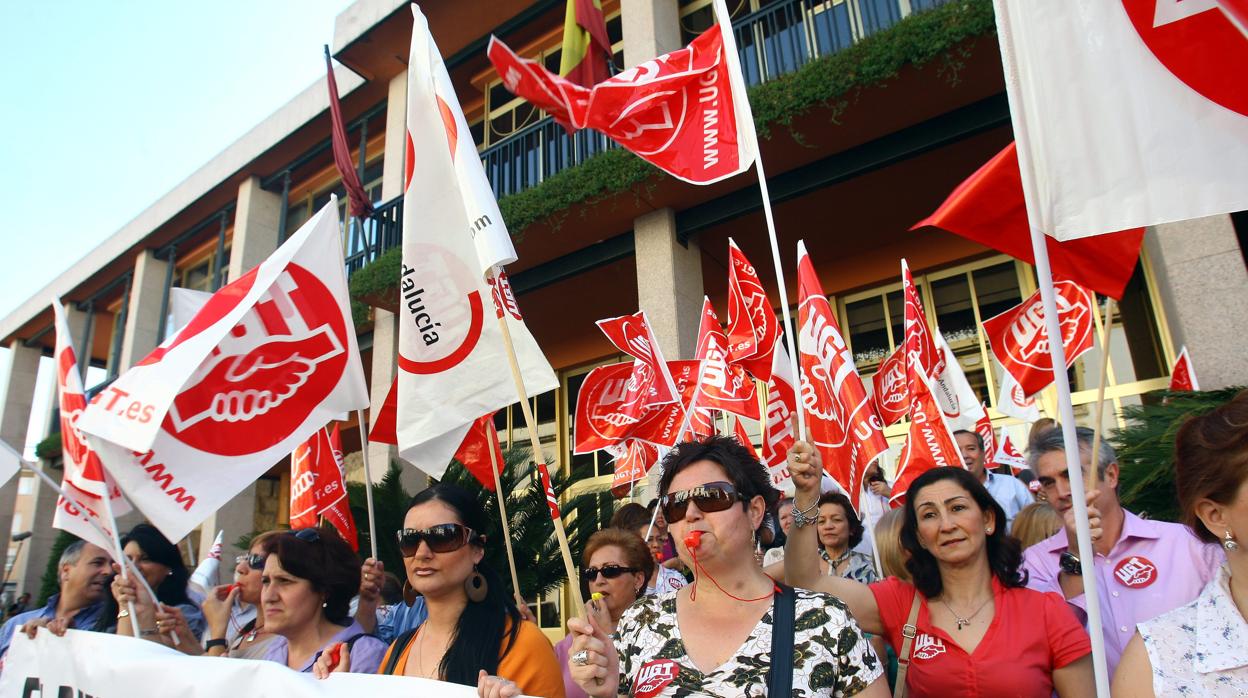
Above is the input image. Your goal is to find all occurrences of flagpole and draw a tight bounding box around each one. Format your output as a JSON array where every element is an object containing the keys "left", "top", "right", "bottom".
[
  {"left": 1027, "top": 225, "right": 1111, "bottom": 696},
  {"left": 354, "top": 412, "right": 380, "bottom": 562},
  {"left": 95, "top": 468, "right": 142, "bottom": 638},
  {"left": 485, "top": 428, "right": 523, "bottom": 601},
  {"left": 643, "top": 358, "right": 708, "bottom": 543},
  {"left": 490, "top": 287, "right": 586, "bottom": 617},
  {"left": 754, "top": 169, "right": 806, "bottom": 444},
  {"left": 1087, "top": 297, "right": 1116, "bottom": 494}
]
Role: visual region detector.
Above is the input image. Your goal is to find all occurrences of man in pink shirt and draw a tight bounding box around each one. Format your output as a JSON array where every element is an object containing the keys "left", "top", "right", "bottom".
[{"left": 1021, "top": 426, "right": 1223, "bottom": 679}]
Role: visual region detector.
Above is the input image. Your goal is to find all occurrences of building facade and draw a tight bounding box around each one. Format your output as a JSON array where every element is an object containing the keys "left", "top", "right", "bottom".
[{"left": 2, "top": 0, "right": 1246, "bottom": 635}]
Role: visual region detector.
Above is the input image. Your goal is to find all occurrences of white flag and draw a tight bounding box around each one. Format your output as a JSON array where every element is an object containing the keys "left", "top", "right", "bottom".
[
  {"left": 187, "top": 530, "right": 224, "bottom": 603},
  {"left": 996, "top": 370, "right": 1042, "bottom": 423},
  {"left": 80, "top": 199, "right": 369, "bottom": 542},
  {"left": 994, "top": 1, "right": 1248, "bottom": 240},
  {"left": 0, "top": 441, "right": 22, "bottom": 492},
  {"left": 932, "top": 331, "right": 988, "bottom": 433},
  {"left": 394, "top": 6, "right": 557, "bottom": 479}
]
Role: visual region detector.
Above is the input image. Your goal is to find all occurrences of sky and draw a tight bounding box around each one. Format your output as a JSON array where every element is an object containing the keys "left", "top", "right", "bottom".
[{"left": 0, "top": 1, "right": 355, "bottom": 457}]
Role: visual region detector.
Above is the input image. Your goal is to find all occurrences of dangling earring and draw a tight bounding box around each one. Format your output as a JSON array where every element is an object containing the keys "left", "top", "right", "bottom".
[
  {"left": 1224, "top": 529, "right": 1239, "bottom": 552},
  {"left": 465, "top": 564, "right": 488, "bottom": 603}
]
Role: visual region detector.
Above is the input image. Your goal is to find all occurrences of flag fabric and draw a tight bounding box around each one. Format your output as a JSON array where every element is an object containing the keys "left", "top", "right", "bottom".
[
  {"left": 932, "top": 331, "right": 989, "bottom": 434},
  {"left": 871, "top": 346, "right": 908, "bottom": 426},
  {"left": 726, "top": 240, "right": 782, "bottom": 383},
  {"left": 290, "top": 425, "right": 358, "bottom": 550},
  {"left": 975, "top": 412, "right": 998, "bottom": 470},
  {"left": 324, "top": 47, "right": 374, "bottom": 220},
  {"left": 994, "top": 428, "right": 1029, "bottom": 474},
  {"left": 606, "top": 439, "right": 660, "bottom": 497},
  {"left": 760, "top": 344, "right": 798, "bottom": 494},
  {"left": 1169, "top": 346, "right": 1200, "bottom": 391},
  {"left": 596, "top": 311, "right": 679, "bottom": 407},
  {"left": 992, "top": 1, "right": 1248, "bottom": 240},
  {"left": 395, "top": 5, "right": 557, "bottom": 480},
  {"left": 187, "top": 531, "right": 225, "bottom": 602},
  {"left": 486, "top": 0, "right": 756, "bottom": 184},
  {"left": 982, "top": 280, "right": 1095, "bottom": 397},
  {"left": 890, "top": 369, "right": 963, "bottom": 507},
  {"left": 693, "top": 297, "right": 760, "bottom": 420},
  {"left": 732, "top": 419, "right": 760, "bottom": 461},
  {"left": 573, "top": 360, "right": 699, "bottom": 453},
  {"left": 558, "top": 0, "right": 611, "bottom": 88},
  {"left": 451, "top": 414, "right": 506, "bottom": 492},
  {"left": 50, "top": 300, "right": 131, "bottom": 552},
  {"left": 78, "top": 200, "right": 369, "bottom": 543},
  {"left": 0, "top": 440, "right": 21, "bottom": 490},
  {"left": 901, "top": 260, "right": 939, "bottom": 384},
  {"left": 912, "top": 142, "right": 1144, "bottom": 300},
  {"left": 796, "top": 241, "right": 888, "bottom": 510},
  {"left": 996, "top": 370, "right": 1043, "bottom": 422}
]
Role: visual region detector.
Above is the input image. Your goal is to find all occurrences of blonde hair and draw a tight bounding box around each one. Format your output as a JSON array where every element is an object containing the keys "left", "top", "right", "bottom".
[
  {"left": 1010, "top": 503, "right": 1063, "bottom": 549},
  {"left": 873, "top": 508, "right": 910, "bottom": 582}
]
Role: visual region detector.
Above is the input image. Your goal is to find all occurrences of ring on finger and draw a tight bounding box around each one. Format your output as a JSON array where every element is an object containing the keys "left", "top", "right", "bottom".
[{"left": 571, "top": 649, "right": 590, "bottom": 666}]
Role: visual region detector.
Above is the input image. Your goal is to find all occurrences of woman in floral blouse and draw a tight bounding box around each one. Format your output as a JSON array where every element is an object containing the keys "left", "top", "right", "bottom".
[
  {"left": 566, "top": 436, "right": 887, "bottom": 697},
  {"left": 817, "top": 492, "right": 877, "bottom": 585}
]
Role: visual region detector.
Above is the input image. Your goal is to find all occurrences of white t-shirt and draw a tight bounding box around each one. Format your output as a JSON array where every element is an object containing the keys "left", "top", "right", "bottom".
[{"left": 646, "top": 565, "right": 688, "bottom": 595}]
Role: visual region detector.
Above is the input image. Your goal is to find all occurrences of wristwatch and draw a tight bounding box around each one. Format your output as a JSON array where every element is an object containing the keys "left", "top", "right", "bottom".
[{"left": 1059, "top": 551, "right": 1083, "bottom": 576}]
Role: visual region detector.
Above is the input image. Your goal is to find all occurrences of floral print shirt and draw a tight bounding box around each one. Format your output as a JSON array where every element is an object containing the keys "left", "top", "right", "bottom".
[
  {"left": 821, "top": 549, "right": 878, "bottom": 585},
  {"left": 615, "top": 588, "right": 882, "bottom": 697}
]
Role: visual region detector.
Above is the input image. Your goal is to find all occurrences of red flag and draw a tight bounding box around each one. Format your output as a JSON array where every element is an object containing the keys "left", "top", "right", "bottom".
[
  {"left": 369, "top": 377, "right": 399, "bottom": 446},
  {"left": 291, "top": 426, "right": 359, "bottom": 550},
  {"left": 607, "top": 439, "right": 660, "bottom": 497},
  {"left": 537, "top": 462, "right": 561, "bottom": 520},
  {"left": 981, "top": 280, "right": 1095, "bottom": 397},
  {"left": 324, "top": 47, "right": 374, "bottom": 219},
  {"left": 902, "top": 260, "right": 939, "bottom": 387},
  {"left": 559, "top": 0, "right": 612, "bottom": 88},
  {"left": 913, "top": 143, "right": 1143, "bottom": 300},
  {"left": 994, "top": 429, "right": 1029, "bottom": 475},
  {"left": 871, "top": 347, "right": 908, "bottom": 426},
  {"left": 452, "top": 414, "right": 506, "bottom": 492},
  {"left": 732, "top": 419, "right": 760, "bottom": 460},
  {"left": 1169, "top": 346, "right": 1200, "bottom": 391},
  {"left": 796, "top": 242, "right": 888, "bottom": 510},
  {"left": 890, "top": 371, "right": 963, "bottom": 507},
  {"left": 760, "top": 345, "right": 798, "bottom": 493},
  {"left": 597, "top": 311, "right": 679, "bottom": 407},
  {"left": 573, "top": 361, "right": 699, "bottom": 453},
  {"left": 694, "top": 297, "right": 759, "bottom": 420},
  {"left": 726, "top": 240, "right": 782, "bottom": 382},
  {"left": 975, "top": 412, "right": 998, "bottom": 469},
  {"left": 486, "top": 0, "right": 755, "bottom": 185}
]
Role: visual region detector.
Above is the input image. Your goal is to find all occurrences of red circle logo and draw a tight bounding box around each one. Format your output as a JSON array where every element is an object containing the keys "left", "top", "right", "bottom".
[
  {"left": 1113, "top": 555, "right": 1159, "bottom": 588},
  {"left": 1121, "top": 0, "right": 1248, "bottom": 116},
  {"left": 396, "top": 243, "right": 485, "bottom": 375},
  {"left": 163, "top": 263, "right": 349, "bottom": 456},
  {"left": 633, "top": 659, "right": 680, "bottom": 698}
]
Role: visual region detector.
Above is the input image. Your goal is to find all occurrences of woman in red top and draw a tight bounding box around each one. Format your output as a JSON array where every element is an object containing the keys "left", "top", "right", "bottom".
[{"left": 786, "top": 440, "right": 1094, "bottom": 697}]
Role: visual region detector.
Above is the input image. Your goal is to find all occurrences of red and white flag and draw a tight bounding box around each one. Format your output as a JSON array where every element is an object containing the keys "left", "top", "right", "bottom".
[
  {"left": 606, "top": 439, "right": 661, "bottom": 497},
  {"left": 51, "top": 301, "right": 131, "bottom": 552},
  {"left": 394, "top": 5, "right": 557, "bottom": 478},
  {"left": 78, "top": 200, "right": 369, "bottom": 542},
  {"left": 573, "top": 360, "right": 698, "bottom": 454},
  {"left": 901, "top": 260, "right": 939, "bottom": 384},
  {"left": 871, "top": 346, "right": 908, "bottom": 426},
  {"left": 996, "top": 370, "right": 1043, "bottom": 422},
  {"left": 760, "top": 344, "right": 798, "bottom": 494},
  {"left": 694, "top": 297, "right": 759, "bottom": 419},
  {"left": 982, "top": 280, "right": 1095, "bottom": 397},
  {"left": 451, "top": 414, "right": 506, "bottom": 492},
  {"left": 975, "top": 412, "right": 998, "bottom": 470},
  {"left": 796, "top": 242, "right": 887, "bottom": 510},
  {"left": 597, "top": 311, "right": 679, "bottom": 407},
  {"left": 932, "top": 331, "right": 989, "bottom": 434},
  {"left": 732, "top": 419, "right": 760, "bottom": 461},
  {"left": 726, "top": 240, "right": 782, "bottom": 383},
  {"left": 487, "top": 0, "right": 756, "bottom": 185},
  {"left": 1169, "top": 346, "right": 1200, "bottom": 391},
  {"left": 994, "top": 428, "right": 1029, "bottom": 475},
  {"left": 890, "top": 369, "right": 963, "bottom": 507},
  {"left": 290, "top": 425, "right": 358, "bottom": 550},
  {"left": 993, "top": 1, "right": 1248, "bottom": 240}
]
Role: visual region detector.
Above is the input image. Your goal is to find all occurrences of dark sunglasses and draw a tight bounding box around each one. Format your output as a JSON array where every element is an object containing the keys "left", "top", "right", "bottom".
[
  {"left": 583, "top": 564, "right": 640, "bottom": 582},
  {"left": 661, "top": 481, "right": 746, "bottom": 523},
  {"left": 396, "top": 523, "right": 484, "bottom": 557},
  {"left": 236, "top": 553, "right": 268, "bottom": 572}
]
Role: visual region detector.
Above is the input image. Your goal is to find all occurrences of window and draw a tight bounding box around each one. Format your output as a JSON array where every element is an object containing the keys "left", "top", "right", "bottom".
[
  {"left": 284, "top": 158, "right": 385, "bottom": 250},
  {"left": 17, "top": 476, "right": 32, "bottom": 495}
]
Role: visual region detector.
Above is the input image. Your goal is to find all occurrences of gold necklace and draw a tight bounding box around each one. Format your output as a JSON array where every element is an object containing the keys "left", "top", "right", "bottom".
[{"left": 939, "top": 594, "right": 994, "bottom": 630}]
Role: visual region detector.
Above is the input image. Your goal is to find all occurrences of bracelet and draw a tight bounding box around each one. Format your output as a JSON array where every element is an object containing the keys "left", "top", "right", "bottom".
[
  {"left": 205, "top": 638, "right": 228, "bottom": 650},
  {"left": 117, "top": 609, "right": 131, "bottom": 619},
  {"left": 792, "top": 498, "right": 819, "bottom": 529}
]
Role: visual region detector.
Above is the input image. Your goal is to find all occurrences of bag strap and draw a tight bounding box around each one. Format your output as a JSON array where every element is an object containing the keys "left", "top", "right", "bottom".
[
  {"left": 892, "top": 590, "right": 923, "bottom": 698},
  {"left": 765, "top": 582, "right": 796, "bottom": 696},
  {"left": 380, "top": 628, "right": 419, "bottom": 676}
]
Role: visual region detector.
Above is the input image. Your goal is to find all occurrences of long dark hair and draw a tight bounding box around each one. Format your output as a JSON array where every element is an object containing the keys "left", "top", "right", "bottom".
[
  {"left": 900, "top": 467, "right": 1026, "bottom": 597},
  {"left": 121, "top": 524, "right": 192, "bottom": 608},
  {"left": 406, "top": 483, "right": 521, "bottom": 686}
]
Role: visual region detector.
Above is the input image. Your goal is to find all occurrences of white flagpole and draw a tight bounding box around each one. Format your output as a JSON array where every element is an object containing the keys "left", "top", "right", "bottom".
[
  {"left": 355, "top": 412, "right": 380, "bottom": 561},
  {"left": 1027, "top": 224, "right": 1111, "bottom": 696}
]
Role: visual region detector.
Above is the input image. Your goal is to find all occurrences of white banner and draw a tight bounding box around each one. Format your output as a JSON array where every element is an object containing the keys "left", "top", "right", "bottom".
[
  {"left": 0, "top": 629, "right": 520, "bottom": 697},
  {"left": 932, "top": 331, "right": 988, "bottom": 433}
]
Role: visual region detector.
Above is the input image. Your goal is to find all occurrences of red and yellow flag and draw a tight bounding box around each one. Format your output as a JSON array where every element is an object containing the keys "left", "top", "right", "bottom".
[{"left": 559, "top": 0, "right": 611, "bottom": 87}]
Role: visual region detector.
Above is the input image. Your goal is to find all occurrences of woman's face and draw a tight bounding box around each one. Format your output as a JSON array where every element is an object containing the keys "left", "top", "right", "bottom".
[
  {"left": 666, "top": 460, "right": 763, "bottom": 566},
  {"left": 817, "top": 502, "right": 850, "bottom": 552},
  {"left": 402, "top": 500, "right": 485, "bottom": 600},
  {"left": 637, "top": 525, "right": 669, "bottom": 563},
  {"left": 585, "top": 545, "right": 644, "bottom": 619},
  {"left": 235, "top": 545, "right": 266, "bottom": 605},
  {"left": 260, "top": 554, "right": 323, "bottom": 636},
  {"left": 912, "top": 479, "right": 995, "bottom": 566},
  {"left": 123, "top": 541, "right": 170, "bottom": 591}
]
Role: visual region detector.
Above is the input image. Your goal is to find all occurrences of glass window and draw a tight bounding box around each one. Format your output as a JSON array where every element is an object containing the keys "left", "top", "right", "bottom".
[
  {"left": 17, "top": 477, "right": 32, "bottom": 495},
  {"left": 845, "top": 296, "right": 888, "bottom": 369}
]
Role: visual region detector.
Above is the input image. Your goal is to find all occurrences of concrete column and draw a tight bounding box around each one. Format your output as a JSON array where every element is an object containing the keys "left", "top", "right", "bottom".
[
  {"left": 381, "top": 70, "right": 408, "bottom": 201},
  {"left": 620, "top": 0, "right": 681, "bottom": 67},
  {"left": 634, "top": 208, "right": 704, "bottom": 360},
  {"left": 118, "top": 250, "right": 171, "bottom": 370},
  {"left": 228, "top": 176, "right": 282, "bottom": 282},
  {"left": 0, "top": 342, "right": 42, "bottom": 583},
  {"left": 366, "top": 309, "right": 400, "bottom": 477},
  {"left": 1145, "top": 213, "right": 1248, "bottom": 390}
]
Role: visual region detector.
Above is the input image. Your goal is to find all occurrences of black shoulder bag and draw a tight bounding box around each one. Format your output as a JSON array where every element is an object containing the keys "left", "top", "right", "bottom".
[{"left": 765, "top": 582, "right": 796, "bottom": 696}]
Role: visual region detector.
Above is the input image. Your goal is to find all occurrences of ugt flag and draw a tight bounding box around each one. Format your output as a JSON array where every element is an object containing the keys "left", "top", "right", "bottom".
[
  {"left": 395, "top": 5, "right": 557, "bottom": 478},
  {"left": 487, "top": 0, "right": 756, "bottom": 184},
  {"left": 981, "top": 280, "right": 1095, "bottom": 398},
  {"left": 726, "top": 239, "right": 782, "bottom": 382},
  {"left": 993, "top": 1, "right": 1248, "bottom": 240},
  {"left": 290, "top": 425, "right": 358, "bottom": 550},
  {"left": 78, "top": 199, "right": 369, "bottom": 542}
]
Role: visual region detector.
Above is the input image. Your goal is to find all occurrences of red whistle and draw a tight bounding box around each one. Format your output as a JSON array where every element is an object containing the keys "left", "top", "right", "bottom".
[
  {"left": 326, "top": 643, "right": 343, "bottom": 668},
  {"left": 685, "top": 531, "right": 703, "bottom": 549}
]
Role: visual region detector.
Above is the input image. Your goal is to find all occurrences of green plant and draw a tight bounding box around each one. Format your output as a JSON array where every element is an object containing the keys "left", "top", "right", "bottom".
[
  {"left": 346, "top": 460, "right": 417, "bottom": 576},
  {"left": 34, "top": 432, "right": 62, "bottom": 463},
  {"left": 37, "top": 530, "right": 76, "bottom": 606},
  {"left": 1112, "top": 387, "right": 1245, "bottom": 523}
]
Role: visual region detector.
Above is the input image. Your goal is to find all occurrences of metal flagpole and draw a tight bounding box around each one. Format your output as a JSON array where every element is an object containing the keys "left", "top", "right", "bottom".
[
  {"left": 1027, "top": 224, "right": 1112, "bottom": 696},
  {"left": 355, "top": 412, "right": 380, "bottom": 561}
]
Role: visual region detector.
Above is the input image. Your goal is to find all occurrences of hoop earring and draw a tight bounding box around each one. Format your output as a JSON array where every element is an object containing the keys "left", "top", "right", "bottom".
[
  {"left": 1224, "top": 529, "right": 1240, "bottom": 552},
  {"left": 465, "top": 565, "right": 488, "bottom": 603}
]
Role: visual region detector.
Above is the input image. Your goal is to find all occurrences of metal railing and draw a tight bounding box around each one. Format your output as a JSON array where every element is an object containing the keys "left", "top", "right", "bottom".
[
  {"left": 344, "top": 194, "right": 404, "bottom": 278},
  {"left": 479, "top": 119, "right": 615, "bottom": 200}
]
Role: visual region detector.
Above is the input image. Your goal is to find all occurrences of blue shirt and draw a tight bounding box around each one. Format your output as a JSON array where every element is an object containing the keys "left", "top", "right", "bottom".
[
  {"left": 374, "top": 596, "right": 427, "bottom": 644},
  {"left": 0, "top": 593, "right": 111, "bottom": 663},
  {"left": 983, "top": 471, "right": 1035, "bottom": 528}
]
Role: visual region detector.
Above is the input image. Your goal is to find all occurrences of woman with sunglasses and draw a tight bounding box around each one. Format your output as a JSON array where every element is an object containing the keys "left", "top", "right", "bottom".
[
  {"left": 555, "top": 528, "right": 653, "bottom": 698},
  {"left": 315, "top": 483, "right": 564, "bottom": 697},
  {"left": 255, "top": 526, "right": 387, "bottom": 672},
  {"left": 196, "top": 531, "right": 282, "bottom": 658},
  {"left": 785, "top": 442, "right": 1094, "bottom": 697},
  {"left": 109, "top": 523, "right": 205, "bottom": 650},
  {"left": 567, "top": 436, "right": 887, "bottom": 697}
]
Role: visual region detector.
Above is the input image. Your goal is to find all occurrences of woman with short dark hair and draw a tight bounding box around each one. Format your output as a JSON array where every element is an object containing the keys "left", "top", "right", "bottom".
[
  {"left": 818, "top": 491, "right": 877, "bottom": 584},
  {"left": 110, "top": 523, "right": 205, "bottom": 649},
  {"left": 786, "top": 439, "right": 1094, "bottom": 698}
]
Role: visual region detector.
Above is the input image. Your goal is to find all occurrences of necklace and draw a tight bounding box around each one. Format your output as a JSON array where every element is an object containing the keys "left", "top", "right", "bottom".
[{"left": 939, "top": 594, "right": 994, "bottom": 630}]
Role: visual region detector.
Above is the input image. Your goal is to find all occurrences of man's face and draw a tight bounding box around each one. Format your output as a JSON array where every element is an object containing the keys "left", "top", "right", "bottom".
[
  {"left": 62, "top": 543, "right": 112, "bottom": 603},
  {"left": 1034, "top": 447, "right": 1119, "bottom": 515},
  {"left": 778, "top": 502, "right": 794, "bottom": 535},
  {"left": 955, "top": 432, "right": 986, "bottom": 477}
]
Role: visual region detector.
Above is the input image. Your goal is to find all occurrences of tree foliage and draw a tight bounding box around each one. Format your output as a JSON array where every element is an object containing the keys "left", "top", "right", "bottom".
[{"left": 37, "top": 530, "right": 76, "bottom": 606}]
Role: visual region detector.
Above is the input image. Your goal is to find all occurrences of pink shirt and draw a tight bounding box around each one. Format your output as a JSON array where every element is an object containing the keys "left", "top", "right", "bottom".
[{"left": 1021, "top": 510, "right": 1223, "bottom": 677}]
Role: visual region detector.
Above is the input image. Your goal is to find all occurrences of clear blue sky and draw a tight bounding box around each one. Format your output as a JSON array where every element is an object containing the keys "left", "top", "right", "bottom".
[{"left": 0, "top": 0, "right": 355, "bottom": 456}]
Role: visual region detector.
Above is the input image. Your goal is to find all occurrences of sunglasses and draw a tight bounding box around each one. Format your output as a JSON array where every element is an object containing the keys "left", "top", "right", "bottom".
[
  {"left": 235, "top": 553, "right": 268, "bottom": 572},
  {"left": 661, "top": 481, "right": 746, "bottom": 523},
  {"left": 396, "top": 523, "right": 484, "bottom": 557},
  {"left": 583, "top": 564, "right": 640, "bottom": 582}
]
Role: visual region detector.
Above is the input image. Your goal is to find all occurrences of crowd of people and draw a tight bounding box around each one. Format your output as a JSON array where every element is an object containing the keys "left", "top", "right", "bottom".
[{"left": 0, "top": 389, "right": 1244, "bottom": 696}]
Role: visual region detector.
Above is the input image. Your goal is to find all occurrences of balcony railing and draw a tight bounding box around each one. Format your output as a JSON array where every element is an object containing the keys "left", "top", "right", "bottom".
[{"left": 344, "top": 194, "right": 404, "bottom": 278}]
